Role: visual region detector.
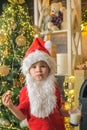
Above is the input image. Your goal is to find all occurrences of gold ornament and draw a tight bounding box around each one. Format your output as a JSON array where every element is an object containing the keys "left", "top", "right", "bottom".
[
  {"left": 0, "top": 33, "right": 7, "bottom": 43},
  {"left": 8, "top": 0, "right": 25, "bottom": 4},
  {"left": 0, "top": 65, "right": 10, "bottom": 76},
  {"left": 3, "top": 46, "right": 8, "bottom": 57},
  {"left": 15, "top": 35, "right": 26, "bottom": 47}
]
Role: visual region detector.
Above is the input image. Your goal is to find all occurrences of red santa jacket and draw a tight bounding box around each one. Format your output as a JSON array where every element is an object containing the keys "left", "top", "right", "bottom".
[{"left": 17, "top": 86, "right": 65, "bottom": 130}]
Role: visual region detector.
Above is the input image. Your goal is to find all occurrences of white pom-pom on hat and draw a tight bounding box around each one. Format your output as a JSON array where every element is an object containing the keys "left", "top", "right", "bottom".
[{"left": 45, "top": 40, "right": 52, "bottom": 50}]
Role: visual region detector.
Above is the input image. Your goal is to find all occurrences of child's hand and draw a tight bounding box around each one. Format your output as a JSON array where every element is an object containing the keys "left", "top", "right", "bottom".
[
  {"left": 60, "top": 107, "right": 70, "bottom": 117},
  {"left": 2, "top": 90, "right": 13, "bottom": 109}
]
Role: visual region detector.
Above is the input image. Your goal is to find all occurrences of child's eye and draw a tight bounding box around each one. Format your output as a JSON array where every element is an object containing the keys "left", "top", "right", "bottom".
[
  {"left": 41, "top": 65, "right": 47, "bottom": 68},
  {"left": 32, "top": 65, "right": 36, "bottom": 68}
]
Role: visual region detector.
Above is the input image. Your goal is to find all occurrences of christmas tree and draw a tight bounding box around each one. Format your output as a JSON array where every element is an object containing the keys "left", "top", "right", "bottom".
[{"left": 0, "top": 0, "right": 35, "bottom": 129}]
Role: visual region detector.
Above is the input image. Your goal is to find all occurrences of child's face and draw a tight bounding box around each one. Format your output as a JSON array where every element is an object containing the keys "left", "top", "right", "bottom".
[{"left": 29, "top": 61, "right": 50, "bottom": 81}]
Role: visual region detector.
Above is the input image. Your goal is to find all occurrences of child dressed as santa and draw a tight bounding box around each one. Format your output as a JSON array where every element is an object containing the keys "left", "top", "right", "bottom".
[{"left": 2, "top": 37, "right": 70, "bottom": 130}]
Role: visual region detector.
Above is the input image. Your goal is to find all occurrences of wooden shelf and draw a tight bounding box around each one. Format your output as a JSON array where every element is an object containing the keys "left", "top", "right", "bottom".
[
  {"left": 40, "top": 30, "right": 68, "bottom": 36},
  {"left": 34, "top": 0, "right": 82, "bottom": 76}
]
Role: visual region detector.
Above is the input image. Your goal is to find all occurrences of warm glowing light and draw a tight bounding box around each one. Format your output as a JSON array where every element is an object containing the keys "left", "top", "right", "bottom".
[{"left": 81, "top": 22, "right": 87, "bottom": 31}]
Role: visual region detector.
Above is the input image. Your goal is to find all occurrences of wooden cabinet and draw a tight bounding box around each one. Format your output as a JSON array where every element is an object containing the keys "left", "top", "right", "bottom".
[{"left": 34, "top": 0, "right": 82, "bottom": 76}]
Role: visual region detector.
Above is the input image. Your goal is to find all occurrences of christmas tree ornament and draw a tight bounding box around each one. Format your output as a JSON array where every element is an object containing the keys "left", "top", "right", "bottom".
[
  {"left": 3, "top": 46, "right": 8, "bottom": 57},
  {"left": 0, "top": 33, "right": 7, "bottom": 43},
  {"left": 0, "top": 65, "right": 9, "bottom": 76},
  {"left": 15, "top": 35, "right": 26, "bottom": 47}
]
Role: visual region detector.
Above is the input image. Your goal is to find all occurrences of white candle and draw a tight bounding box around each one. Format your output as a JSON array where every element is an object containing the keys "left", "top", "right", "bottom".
[{"left": 56, "top": 53, "right": 68, "bottom": 75}]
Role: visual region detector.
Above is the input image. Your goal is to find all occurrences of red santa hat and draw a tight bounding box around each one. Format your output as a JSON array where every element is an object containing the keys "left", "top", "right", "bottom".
[{"left": 21, "top": 37, "right": 56, "bottom": 75}]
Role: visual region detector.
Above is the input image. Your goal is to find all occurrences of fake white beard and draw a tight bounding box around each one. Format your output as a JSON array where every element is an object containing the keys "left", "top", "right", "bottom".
[{"left": 25, "top": 73, "right": 56, "bottom": 118}]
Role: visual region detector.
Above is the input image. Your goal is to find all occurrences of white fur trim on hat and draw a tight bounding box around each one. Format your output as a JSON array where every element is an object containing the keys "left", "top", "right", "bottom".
[{"left": 21, "top": 50, "right": 56, "bottom": 76}]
